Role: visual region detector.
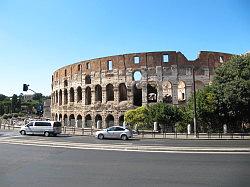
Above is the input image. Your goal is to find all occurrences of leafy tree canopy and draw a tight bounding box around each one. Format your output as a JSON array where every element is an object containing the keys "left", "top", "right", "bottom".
[{"left": 212, "top": 54, "right": 250, "bottom": 127}]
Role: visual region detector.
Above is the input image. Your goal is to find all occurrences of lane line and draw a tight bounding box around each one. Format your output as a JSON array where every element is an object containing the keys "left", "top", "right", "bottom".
[{"left": 0, "top": 139, "right": 249, "bottom": 154}]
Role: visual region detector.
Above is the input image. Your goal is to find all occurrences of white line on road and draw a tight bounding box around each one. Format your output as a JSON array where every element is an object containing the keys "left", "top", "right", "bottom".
[{"left": 0, "top": 138, "right": 249, "bottom": 154}]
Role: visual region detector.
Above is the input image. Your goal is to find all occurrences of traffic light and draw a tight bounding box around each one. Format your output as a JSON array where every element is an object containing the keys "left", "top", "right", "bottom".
[{"left": 23, "top": 84, "right": 29, "bottom": 91}]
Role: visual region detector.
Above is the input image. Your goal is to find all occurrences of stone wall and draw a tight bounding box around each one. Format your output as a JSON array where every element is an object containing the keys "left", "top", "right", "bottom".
[{"left": 50, "top": 51, "right": 233, "bottom": 128}]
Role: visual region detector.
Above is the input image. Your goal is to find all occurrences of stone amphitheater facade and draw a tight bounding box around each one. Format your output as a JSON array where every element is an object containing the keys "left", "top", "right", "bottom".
[{"left": 51, "top": 51, "right": 232, "bottom": 128}]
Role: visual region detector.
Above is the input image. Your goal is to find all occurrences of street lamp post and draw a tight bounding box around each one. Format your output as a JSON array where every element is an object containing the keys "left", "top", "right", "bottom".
[{"left": 193, "top": 66, "right": 197, "bottom": 137}]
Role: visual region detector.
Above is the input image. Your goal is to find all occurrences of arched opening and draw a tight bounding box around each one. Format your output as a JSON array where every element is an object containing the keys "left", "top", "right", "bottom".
[
  {"left": 178, "top": 81, "right": 186, "bottom": 101},
  {"left": 106, "top": 114, "right": 114, "bottom": 127},
  {"left": 119, "top": 83, "right": 127, "bottom": 102},
  {"left": 85, "top": 86, "right": 91, "bottom": 105},
  {"left": 85, "top": 114, "right": 92, "bottom": 128},
  {"left": 77, "top": 87, "right": 82, "bottom": 102},
  {"left": 55, "top": 113, "right": 58, "bottom": 121},
  {"left": 147, "top": 84, "right": 157, "bottom": 103},
  {"left": 64, "top": 80, "right": 68, "bottom": 87},
  {"left": 64, "top": 89, "right": 68, "bottom": 105},
  {"left": 106, "top": 84, "right": 114, "bottom": 101},
  {"left": 133, "top": 83, "right": 142, "bottom": 106},
  {"left": 85, "top": 75, "right": 91, "bottom": 84},
  {"left": 133, "top": 70, "right": 142, "bottom": 81},
  {"left": 95, "top": 114, "right": 102, "bottom": 128},
  {"left": 70, "top": 87, "right": 74, "bottom": 102},
  {"left": 162, "top": 81, "right": 172, "bottom": 103},
  {"left": 63, "top": 114, "right": 68, "bottom": 126},
  {"left": 59, "top": 90, "right": 62, "bottom": 105},
  {"left": 56, "top": 91, "right": 58, "bottom": 104},
  {"left": 69, "top": 114, "right": 75, "bottom": 126},
  {"left": 59, "top": 114, "right": 62, "bottom": 122},
  {"left": 86, "top": 62, "right": 91, "bottom": 69},
  {"left": 78, "top": 64, "right": 82, "bottom": 72},
  {"left": 119, "top": 115, "right": 124, "bottom": 126},
  {"left": 95, "top": 85, "right": 102, "bottom": 102},
  {"left": 76, "top": 115, "right": 82, "bottom": 128}
]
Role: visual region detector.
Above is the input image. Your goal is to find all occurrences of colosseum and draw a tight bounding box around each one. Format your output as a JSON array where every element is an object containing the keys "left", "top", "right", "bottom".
[{"left": 51, "top": 51, "right": 233, "bottom": 128}]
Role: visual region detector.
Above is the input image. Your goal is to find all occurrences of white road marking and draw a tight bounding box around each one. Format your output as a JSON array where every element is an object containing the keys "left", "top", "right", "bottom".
[{"left": 0, "top": 138, "right": 249, "bottom": 154}]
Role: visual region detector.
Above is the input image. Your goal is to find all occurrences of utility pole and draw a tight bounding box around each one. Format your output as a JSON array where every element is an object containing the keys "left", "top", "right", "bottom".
[{"left": 192, "top": 66, "right": 197, "bottom": 138}]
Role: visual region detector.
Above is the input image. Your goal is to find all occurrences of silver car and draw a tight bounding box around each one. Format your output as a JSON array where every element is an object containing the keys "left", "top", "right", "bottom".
[{"left": 95, "top": 126, "right": 133, "bottom": 140}]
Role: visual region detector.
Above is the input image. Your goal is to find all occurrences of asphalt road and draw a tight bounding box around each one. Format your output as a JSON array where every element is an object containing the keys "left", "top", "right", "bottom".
[
  {"left": 1, "top": 129, "right": 250, "bottom": 148},
  {"left": 0, "top": 130, "right": 250, "bottom": 187},
  {"left": 0, "top": 143, "right": 250, "bottom": 187}
]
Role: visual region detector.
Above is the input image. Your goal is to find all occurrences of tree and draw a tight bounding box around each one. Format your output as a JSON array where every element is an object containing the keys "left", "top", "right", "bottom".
[
  {"left": 33, "top": 93, "right": 43, "bottom": 101},
  {"left": 124, "top": 106, "right": 149, "bottom": 129},
  {"left": 147, "top": 103, "right": 181, "bottom": 131},
  {"left": 212, "top": 54, "right": 250, "bottom": 131},
  {"left": 11, "top": 94, "right": 18, "bottom": 113},
  {"left": 125, "top": 103, "right": 182, "bottom": 131},
  {"left": 186, "top": 86, "right": 220, "bottom": 132},
  {"left": 0, "top": 94, "right": 7, "bottom": 101}
]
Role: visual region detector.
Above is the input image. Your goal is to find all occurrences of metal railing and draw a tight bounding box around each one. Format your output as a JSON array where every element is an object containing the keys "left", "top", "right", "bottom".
[{"left": 0, "top": 121, "right": 249, "bottom": 139}]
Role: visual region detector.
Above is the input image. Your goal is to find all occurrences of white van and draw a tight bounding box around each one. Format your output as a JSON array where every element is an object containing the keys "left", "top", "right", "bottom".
[{"left": 20, "top": 121, "right": 62, "bottom": 137}]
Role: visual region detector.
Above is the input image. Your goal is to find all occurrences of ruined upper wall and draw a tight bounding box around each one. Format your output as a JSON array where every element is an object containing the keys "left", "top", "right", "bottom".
[{"left": 52, "top": 51, "right": 233, "bottom": 81}]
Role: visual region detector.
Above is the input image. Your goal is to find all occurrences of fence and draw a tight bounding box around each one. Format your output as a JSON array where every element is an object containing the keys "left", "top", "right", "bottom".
[{"left": 0, "top": 119, "right": 249, "bottom": 139}]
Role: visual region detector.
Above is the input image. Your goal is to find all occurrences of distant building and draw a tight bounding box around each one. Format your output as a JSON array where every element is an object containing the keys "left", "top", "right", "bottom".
[{"left": 22, "top": 94, "right": 34, "bottom": 102}]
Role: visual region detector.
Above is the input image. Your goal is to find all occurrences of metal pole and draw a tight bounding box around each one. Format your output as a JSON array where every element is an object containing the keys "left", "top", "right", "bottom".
[{"left": 193, "top": 66, "right": 197, "bottom": 138}]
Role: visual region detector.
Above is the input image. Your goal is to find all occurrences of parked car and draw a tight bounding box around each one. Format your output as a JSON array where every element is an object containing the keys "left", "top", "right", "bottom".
[
  {"left": 95, "top": 126, "right": 133, "bottom": 140},
  {"left": 20, "top": 121, "right": 62, "bottom": 137}
]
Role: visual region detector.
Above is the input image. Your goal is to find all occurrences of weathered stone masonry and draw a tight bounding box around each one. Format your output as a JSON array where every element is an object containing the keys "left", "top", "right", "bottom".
[{"left": 51, "top": 51, "right": 232, "bottom": 128}]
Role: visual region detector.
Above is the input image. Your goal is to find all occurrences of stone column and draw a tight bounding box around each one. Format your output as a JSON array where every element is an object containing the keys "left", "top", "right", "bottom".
[
  {"left": 172, "top": 83, "right": 178, "bottom": 105},
  {"left": 67, "top": 89, "right": 70, "bottom": 105},
  {"left": 114, "top": 86, "right": 119, "bottom": 104},
  {"left": 102, "top": 87, "right": 107, "bottom": 103},
  {"left": 82, "top": 86, "right": 86, "bottom": 105},
  {"left": 103, "top": 116, "right": 108, "bottom": 128},
  {"left": 157, "top": 82, "right": 163, "bottom": 102},
  {"left": 126, "top": 84, "right": 133, "bottom": 105},
  {"left": 74, "top": 90, "right": 78, "bottom": 103},
  {"left": 142, "top": 82, "right": 147, "bottom": 106},
  {"left": 62, "top": 90, "right": 65, "bottom": 106},
  {"left": 185, "top": 84, "right": 193, "bottom": 101},
  {"left": 91, "top": 86, "right": 95, "bottom": 105},
  {"left": 114, "top": 114, "right": 119, "bottom": 126}
]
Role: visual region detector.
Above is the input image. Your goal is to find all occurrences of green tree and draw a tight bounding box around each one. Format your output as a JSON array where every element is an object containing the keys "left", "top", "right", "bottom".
[
  {"left": 33, "top": 93, "right": 43, "bottom": 101},
  {"left": 186, "top": 86, "right": 220, "bottom": 132},
  {"left": 212, "top": 54, "right": 250, "bottom": 131},
  {"left": 124, "top": 106, "right": 149, "bottom": 129},
  {"left": 11, "top": 94, "right": 18, "bottom": 113},
  {"left": 0, "top": 94, "right": 7, "bottom": 101},
  {"left": 147, "top": 103, "right": 181, "bottom": 130}
]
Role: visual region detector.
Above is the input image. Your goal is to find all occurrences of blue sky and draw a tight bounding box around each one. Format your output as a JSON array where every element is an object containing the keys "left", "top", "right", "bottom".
[{"left": 0, "top": 0, "right": 249, "bottom": 96}]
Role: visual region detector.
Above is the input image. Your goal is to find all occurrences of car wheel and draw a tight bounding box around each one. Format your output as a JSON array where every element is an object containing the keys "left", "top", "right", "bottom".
[
  {"left": 98, "top": 134, "right": 104, "bottom": 140},
  {"left": 20, "top": 130, "right": 26, "bottom": 135},
  {"left": 44, "top": 131, "right": 50, "bottom": 137},
  {"left": 121, "top": 134, "right": 128, "bottom": 141}
]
